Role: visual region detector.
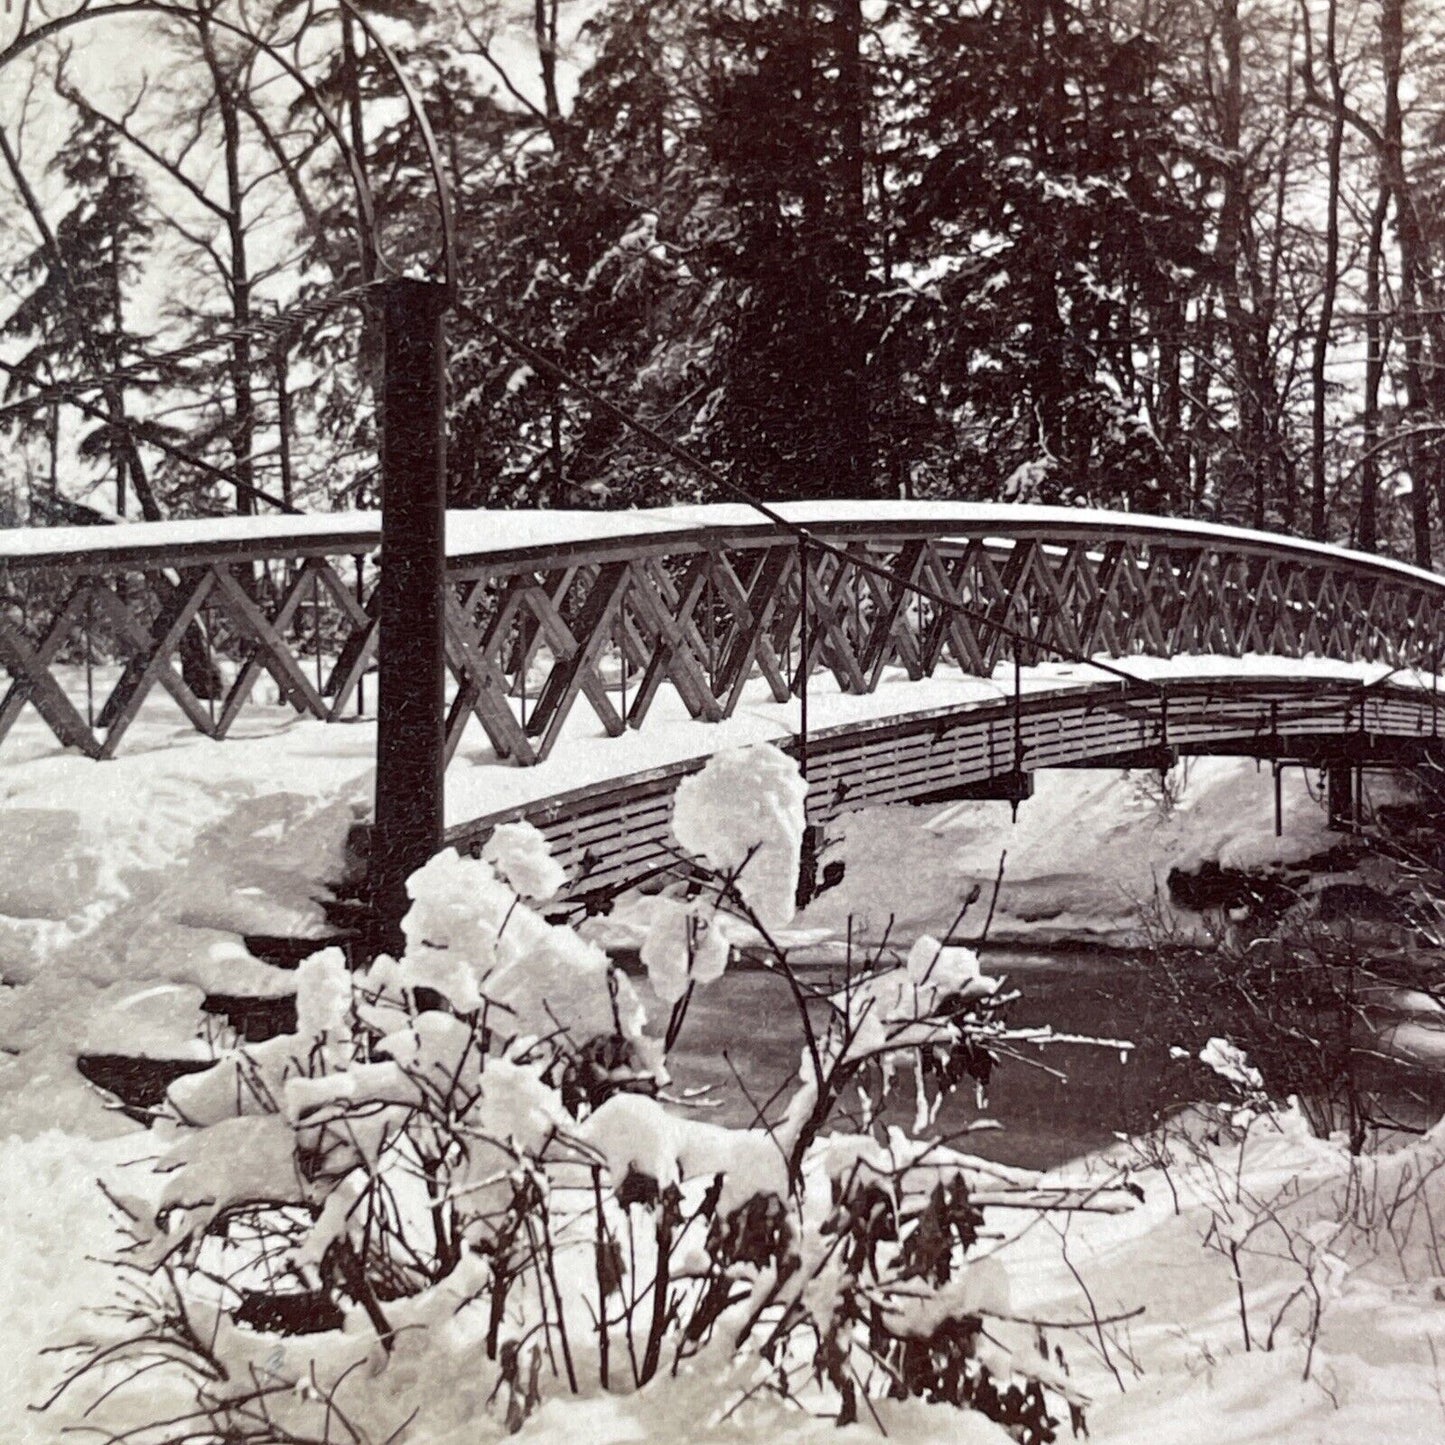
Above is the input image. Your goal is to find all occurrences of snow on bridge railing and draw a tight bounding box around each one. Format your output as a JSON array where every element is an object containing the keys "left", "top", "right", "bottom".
[{"left": 0, "top": 501, "right": 1440, "bottom": 761}]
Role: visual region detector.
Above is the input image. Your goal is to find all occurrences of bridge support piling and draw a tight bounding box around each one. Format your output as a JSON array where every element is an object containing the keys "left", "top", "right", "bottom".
[
  {"left": 1326, "top": 762, "right": 1359, "bottom": 833},
  {"left": 368, "top": 279, "right": 449, "bottom": 959}
]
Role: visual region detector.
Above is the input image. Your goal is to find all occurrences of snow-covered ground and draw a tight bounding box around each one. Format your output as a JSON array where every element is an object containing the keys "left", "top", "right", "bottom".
[
  {"left": 0, "top": 661, "right": 1441, "bottom": 1441},
  {"left": 1, "top": 645, "right": 1399, "bottom": 1128},
  {"left": 798, "top": 755, "right": 1342, "bottom": 947}
]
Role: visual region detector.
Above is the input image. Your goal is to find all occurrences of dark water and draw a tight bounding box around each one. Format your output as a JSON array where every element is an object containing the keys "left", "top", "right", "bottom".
[{"left": 658, "top": 950, "right": 1445, "bottom": 1172}]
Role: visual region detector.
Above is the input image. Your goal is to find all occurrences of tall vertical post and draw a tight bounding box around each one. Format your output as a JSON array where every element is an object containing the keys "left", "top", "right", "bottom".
[
  {"left": 797, "top": 534, "right": 810, "bottom": 781},
  {"left": 1326, "top": 761, "right": 1356, "bottom": 832},
  {"left": 794, "top": 535, "right": 815, "bottom": 910},
  {"left": 370, "top": 278, "right": 449, "bottom": 957}
]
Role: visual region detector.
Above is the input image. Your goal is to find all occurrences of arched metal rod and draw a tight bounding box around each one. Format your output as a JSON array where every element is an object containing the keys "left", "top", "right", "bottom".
[
  {"left": 0, "top": 0, "right": 453, "bottom": 289},
  {"left": 0, "top": 2, "right": 375, "bottom": 277},
  {"left": 337, "top": 0, "right": 455, "bottom": 298}
]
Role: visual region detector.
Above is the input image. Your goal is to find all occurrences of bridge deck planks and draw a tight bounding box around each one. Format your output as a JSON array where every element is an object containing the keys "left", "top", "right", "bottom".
[{"left": 441, "top": 678, "right": 1441, "bottom": 906}]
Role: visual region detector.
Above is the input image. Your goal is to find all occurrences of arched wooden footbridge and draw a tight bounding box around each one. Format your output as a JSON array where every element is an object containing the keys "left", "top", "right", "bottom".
[{"left": 1, "top": 502, "right": 1441, "bottom": 907}]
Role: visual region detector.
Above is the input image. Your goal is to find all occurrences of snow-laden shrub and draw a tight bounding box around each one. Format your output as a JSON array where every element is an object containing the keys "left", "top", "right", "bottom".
[{"left": 53, "top": 743, "right": 1129, "bottom": 1444}]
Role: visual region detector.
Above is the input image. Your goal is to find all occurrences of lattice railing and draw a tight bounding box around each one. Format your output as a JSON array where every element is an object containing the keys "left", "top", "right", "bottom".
[{"left": 0, "top": 505, "right": 1440, "bottom": 761}]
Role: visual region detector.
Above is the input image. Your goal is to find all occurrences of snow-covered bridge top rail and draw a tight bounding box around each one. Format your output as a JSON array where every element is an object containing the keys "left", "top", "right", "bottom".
[
  {"left": 1, "top": 499, "right": 1444, "bottom": 586},
  {"left": 0, "top": 500, "right": 1440, "bottom": 762}
]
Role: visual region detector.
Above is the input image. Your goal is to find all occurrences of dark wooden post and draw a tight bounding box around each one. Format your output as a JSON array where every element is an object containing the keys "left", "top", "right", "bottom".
[
  {"left": 1326, "top": 762, "right": 1356, "bottom": 832},
  {"left": 369, "top": 278, "right": 449, "bottom": 957}
]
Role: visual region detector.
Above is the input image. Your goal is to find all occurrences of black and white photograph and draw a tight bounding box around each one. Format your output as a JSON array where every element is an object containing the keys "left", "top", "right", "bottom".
[{"left": 1, "top": 1, "right": 1444, "bottom": 1441}]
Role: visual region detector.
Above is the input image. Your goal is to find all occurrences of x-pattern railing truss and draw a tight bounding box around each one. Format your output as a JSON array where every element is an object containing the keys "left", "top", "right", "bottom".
[{"left": 0, "top": 524, "right": 1439, "bottom": 761}]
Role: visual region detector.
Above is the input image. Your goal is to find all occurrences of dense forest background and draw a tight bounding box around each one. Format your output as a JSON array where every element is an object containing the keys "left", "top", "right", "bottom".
[{"left": 2, "top": 0, "right": 1445, "bottom": 566}]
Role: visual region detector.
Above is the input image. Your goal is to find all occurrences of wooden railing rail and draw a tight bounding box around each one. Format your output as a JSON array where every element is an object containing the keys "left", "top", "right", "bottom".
[{"left": 0, "top": 503, "right": 1440, "bottom": 762}]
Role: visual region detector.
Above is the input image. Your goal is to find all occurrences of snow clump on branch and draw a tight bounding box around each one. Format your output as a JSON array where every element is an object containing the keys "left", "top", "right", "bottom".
[
  {"left": 639, "top": 742, "right": 806, "bottom": 1003},
  {"left": 670, "top": 741, "right": 809, "bottom": 929},
  {"left": 55, "top": 742, "right": 1125, "bottom": 1444},
  {"left": 482, "top": 819, "right": 567, "bottom": 902}
]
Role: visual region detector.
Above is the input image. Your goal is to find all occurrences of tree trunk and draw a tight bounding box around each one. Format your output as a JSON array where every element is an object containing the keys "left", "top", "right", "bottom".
[
  {"left": 201, "top": 18, "right": 256, "bottom": 518},
  {"left": 1187, "top": 294, "right": 1217, "bottom": 514},
  {"left": 340, "top": 6, "right": 374, "bottom": 281},
  {"left": 111, "top": 228, "right": 127, "bottom": 517},
  {"left": 1381, "top": 0, "right": 1432, "bottom": 566},
  {"left": 1309, "top": 0, "right": 1344, "bottom": 542},
  {"left": 276, "top": 345, "right": 294, "bottom": 510},
  {"left": 534, "top": 0, "right": 562, "bottom": 136},
  {"left": 1213, "top": 0, "right": 1265, "bottom": 527},
  {"left": 1157, "top": 294, "right": 1184, "bottom": 511},
  {"left": 1359, "top": 184, "right": 1388, "bottom": 552},
  {"left": 834, "top": 0, "right": 872, "bottom": 495}
]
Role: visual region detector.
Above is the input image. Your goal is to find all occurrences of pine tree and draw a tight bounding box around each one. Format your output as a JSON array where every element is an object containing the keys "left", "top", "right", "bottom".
[
  {"left": 442, "top": 0, "right": 728, "bottom": 508},
  {"left": 895, "top": 0, "right": 1205, "bottom": 508},
  {"left": 1, "top": 115, "right": 164, "bottom": 518},
  {"left": 697, "top": 0, "right": 886, "bottom": 500}
]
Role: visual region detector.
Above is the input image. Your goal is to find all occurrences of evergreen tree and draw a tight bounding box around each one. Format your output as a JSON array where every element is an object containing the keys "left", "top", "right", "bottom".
[
  {"left": 1, "top": 115, "right": 165, "bottom": 518},
  {"left": 698, "top": 0, "right": 884, "bottom": 499},
  {"left": 896, "top": 0, "right": 1205, "bottom": 508},
  {"left": 441, "top": 0, "right": 728, "bottom": 508}
]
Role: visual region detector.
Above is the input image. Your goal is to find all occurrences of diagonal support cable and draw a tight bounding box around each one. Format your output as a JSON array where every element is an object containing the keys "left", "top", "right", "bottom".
[{"left": 465, "top": 302, "right": 1170, "bottom": 702}]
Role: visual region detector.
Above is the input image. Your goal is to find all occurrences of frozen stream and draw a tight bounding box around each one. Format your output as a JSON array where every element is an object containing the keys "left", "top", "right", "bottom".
[{"left": 654, "top": 949, "right": 1445, "bottom": 1171}]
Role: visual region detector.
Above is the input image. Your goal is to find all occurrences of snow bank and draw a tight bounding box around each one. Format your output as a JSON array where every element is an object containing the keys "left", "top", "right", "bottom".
[
  {"left": 0, "top": 718, "right": 369, "bottom": 1135},
  {"left": 800, "top": 757, "right": 1340, "bottom": 946},
  {"left": 0, "top": 1130, "right": 147, "bottom": 1439},
  {"left": 995, "top": 1107, "right": 1445, "bottom": 1444},
  {"left": 0, "top": 648, "right": 1437, "bottom": 1444}
]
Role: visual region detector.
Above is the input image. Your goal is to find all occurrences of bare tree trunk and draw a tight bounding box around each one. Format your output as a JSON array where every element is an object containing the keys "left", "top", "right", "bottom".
[
  {"left": 1156, "top": 294, "right": 1184, "bottom": 510},
  {"left": 835, "top": 0, "right": 872, "bottom": 494},
  {"left": 1359, "top": 184, "right": 1388, "bottom": 552},
  {"left": 199, "top": 15, "right": 255, "bottom": 517},
  {"left": 533, "top": 0, "right": 562, "bottom": 136},
  {"left": 47, "top": 400, "right": 58, "bottom": 504},
  {"left": 1188, "top": 295, "right": 1217, "bottom": 514},
  {"left": 111, "top": 228, "right": 127, "bottom": 517},
  {"left": 336, "top": 4, "right": 385, "bottom": 450},
  {"left": 1214, "top": 0, "right": 1269, "bottom": 528},
  {"left": 1382, "top": 0, "right": 1432, "bottom": 566},
  {"left": 276, "top": 344, "right": 293, "bottom": 510},
  {"left": 1309, "top": 0, "right": 1344, "bottom": 542}
]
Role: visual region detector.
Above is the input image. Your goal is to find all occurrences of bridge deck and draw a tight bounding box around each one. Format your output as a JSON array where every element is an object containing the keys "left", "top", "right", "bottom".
[
  {"left": 1, "top": 501, "right": 1440, "bottom": 903},
  {"left": 441, "top": 660, "right": 1437, "bottom": 898},
  {"left": 3, "top": 648, "right": 1426, "bottom": 911}
]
